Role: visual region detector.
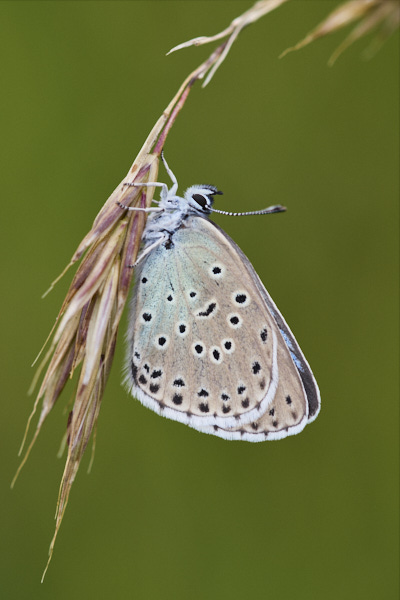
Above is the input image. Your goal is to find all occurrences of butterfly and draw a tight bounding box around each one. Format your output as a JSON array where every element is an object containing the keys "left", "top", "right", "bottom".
[{"left": 118, "top": 154, "right": 320, "bottom": 441}]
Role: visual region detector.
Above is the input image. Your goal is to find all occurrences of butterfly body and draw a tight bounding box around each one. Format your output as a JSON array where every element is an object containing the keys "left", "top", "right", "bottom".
[{"left": 122, "top": 160, "right": 320, "bottom": 441}]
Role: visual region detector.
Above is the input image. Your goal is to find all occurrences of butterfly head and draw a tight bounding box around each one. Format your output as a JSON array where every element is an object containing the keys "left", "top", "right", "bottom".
[{"left": 184, "top": 185, "right": 223, "bottom": 215}]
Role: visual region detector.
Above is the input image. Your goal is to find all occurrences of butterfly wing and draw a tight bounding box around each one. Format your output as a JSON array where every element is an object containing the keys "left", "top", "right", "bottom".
[
  {"left": 125, "top": 214, "right": 281, "bottom": 429},
  {"left": 196, "top": 341, "right": 311, "bottom": 441},
  {"left": 195, "top": 221, "right": 321, "bottom": 440},
  {"left": 125, "top": 215, "right": 319, "bottom": 439}
]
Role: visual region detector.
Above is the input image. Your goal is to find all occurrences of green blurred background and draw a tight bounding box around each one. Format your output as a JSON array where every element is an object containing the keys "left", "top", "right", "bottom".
[{"left": 1, "top": 1, "right": 398, "bottom": 598}]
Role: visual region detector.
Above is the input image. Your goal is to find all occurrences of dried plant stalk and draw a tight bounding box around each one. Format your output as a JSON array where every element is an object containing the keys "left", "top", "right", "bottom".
[
  {"left": 12, "top": 12, "right": 251, "bottom": 582},
  {"left": 280, "top": 0, "right": 400, "bottom": 64},
  {"left": 168, "top": 0, "right": 289, "bottom": 87},
  {"left": 169, "top": 0, "right": 399, "bottom": 79}
]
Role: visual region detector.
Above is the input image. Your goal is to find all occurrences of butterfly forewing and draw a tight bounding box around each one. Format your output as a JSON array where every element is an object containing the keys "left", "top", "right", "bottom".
[{"left": 190, "top": 222, "right": 321, "bottom": 440}]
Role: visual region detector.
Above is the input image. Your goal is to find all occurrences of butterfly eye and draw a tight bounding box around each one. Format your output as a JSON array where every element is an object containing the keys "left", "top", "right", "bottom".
[{"left": 192, "top": 193, "right": 209, "bottom": 209}]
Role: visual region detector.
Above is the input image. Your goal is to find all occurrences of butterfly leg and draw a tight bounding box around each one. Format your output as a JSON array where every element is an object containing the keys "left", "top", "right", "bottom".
[
  {"left": 116, "top": 201, "right": 163, "bottom": 213},
  {"left": 122, "top": 153, "right": 179, "bottom": 202},
  {"left": 123, "top": 181, "right": 170, "bottom": 201},
  {"left": 128, "top": 232, "right": 168, "bottom": 268},
  {"left": 160, "top": 152, "right": 178, "bottom": 196}
]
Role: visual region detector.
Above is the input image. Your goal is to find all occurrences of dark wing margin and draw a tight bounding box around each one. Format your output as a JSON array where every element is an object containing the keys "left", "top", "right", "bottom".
[{"left": 266, "top": 304, "right": 320, "bottom": 421}]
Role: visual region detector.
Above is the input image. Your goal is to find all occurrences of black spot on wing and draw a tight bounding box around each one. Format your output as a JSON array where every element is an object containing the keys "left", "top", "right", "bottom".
[{"left": 197, "top": 302, "right": 216, "bottom": 317}]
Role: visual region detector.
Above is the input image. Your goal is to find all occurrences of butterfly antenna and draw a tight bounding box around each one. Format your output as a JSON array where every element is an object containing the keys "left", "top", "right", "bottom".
[{"left": 210, "top": 205, "right": 286, "bottom": 217}]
